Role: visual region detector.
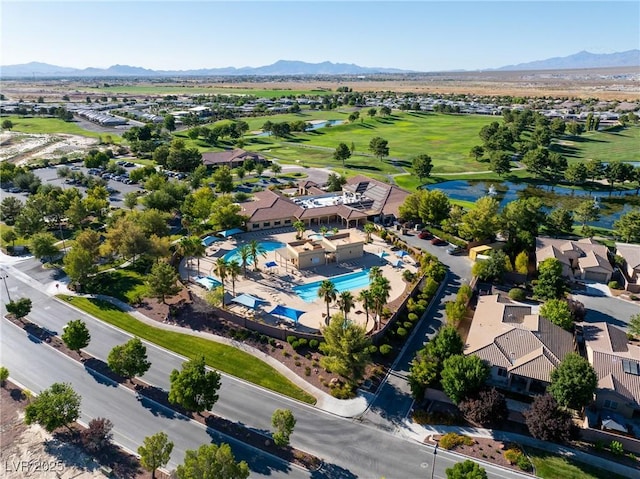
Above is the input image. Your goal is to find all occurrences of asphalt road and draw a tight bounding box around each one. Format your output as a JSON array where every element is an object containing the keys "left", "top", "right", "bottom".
[
  {"left": 1, "top": 260, "right": 529, "bottom": 479},
  {"left": 362, "top": 231, "right": 473, "bottom": 429},
  {"left": 571, "top": 291, "right": 640, "bottom": 331}
]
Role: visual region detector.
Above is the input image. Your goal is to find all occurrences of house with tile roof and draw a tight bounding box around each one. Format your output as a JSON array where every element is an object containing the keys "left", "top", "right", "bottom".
[
  {"left": 239, "top": 175, "right": 408, "bottom": 231},
  {"left": 581, "top": 322, "right": 640, "bottom": 418},
  {"left": 535, "top": 237, "right": 613, "bottom": 283},
  {"left": 615, "top": 242, "right": 640, "bottom": 293},
  {"left": 202, "top": 149, "right": 267, "bottom": 169},
  {"left": 465, "top": 294, "right": 575, "bottom": 395}
]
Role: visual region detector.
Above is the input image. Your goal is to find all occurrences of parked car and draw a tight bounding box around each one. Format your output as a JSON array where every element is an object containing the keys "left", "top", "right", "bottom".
[
  {"left": 431, "top": 237, "right": 447, "bottom": 246},
  {"left": 418, "top": 230, "right": 433, "bottom": 239},
  {"left": 446, "top": 245, "right": 464, "bottom": 255}
]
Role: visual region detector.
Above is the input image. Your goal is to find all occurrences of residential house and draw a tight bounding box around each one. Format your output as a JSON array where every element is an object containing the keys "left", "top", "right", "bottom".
[
  {"left": 202, "top": 149, "right": 267, "bottom": 169},
  {"left": 465, "top": 294, "right": 575, "bottom": 395},
  {"left": 276, "top": 232, "right": 364, "bottom": 270},
  {"left": 535, "top": 237, "right": 613, "bottom": 283},
  {"left": 615, "top": 242, "right": 640, "bottom": 293},
  {"left": 581, "top": 322, "right": 640, "bottom": 418}
]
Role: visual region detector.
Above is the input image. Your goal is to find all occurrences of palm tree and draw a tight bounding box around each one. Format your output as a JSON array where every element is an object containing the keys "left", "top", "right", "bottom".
[
  {"left": 318, "top": 280, "right": 337, "bottom": 324},
  {"left": 358, "top": 289, "right": 375, "bottom": 329},
  {"left": 337, "top": 291, "right": 355, "bottom": 321},
  {"left": 320, "top": 225, "right": 328, "bottom": 237},
  {"left": 227, "top": 260, "right": 241, "bottom": 296},
  {"left": 178, "top": 236, "right": 196, "bottom": 271},
  {"left": 248, "top": 240, "right": 266, "bottom": 271},
  {"left": 191, "top": 239, "right": 205, "bottom": 276},
  {"left": 214, "top": 258, "right": 228, "bottom": 305},
  {"left": 364, "top": 223, "right": 376, "bottom": 243},
  {"left": 369, "top": 266, "right": 382, "bottom": 283},
  {"left": 238, "top": 244, "right": 252, "bottom": 277},
  {"left": 371, "top": 276, "right": 391, "bottom": 330},
  {"left": 293, "top": 220, "right": 306, "bottom": 240}
]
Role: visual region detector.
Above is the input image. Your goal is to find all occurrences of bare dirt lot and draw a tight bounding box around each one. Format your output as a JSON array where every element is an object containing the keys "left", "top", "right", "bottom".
[{"left": 0, "top": 131, "right": 98, "bottom": 165}]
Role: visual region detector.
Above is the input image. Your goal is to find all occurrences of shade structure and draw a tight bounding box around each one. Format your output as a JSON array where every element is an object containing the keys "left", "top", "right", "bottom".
[
  {"left": 265, "top": 261, "right": 278, "bottom": 268},
  {"left": 201, "top": 235, "right": 221, "bottom": 247},
  {"left": 195, "top": 276, "right": 221, "bottom": 290},
  {"left": 602, "top": 416, "right": 627, "bottom": 433},
  {"left": 396, "top": 250, "right": 409, "bottom": 258},
  {"left": 218, "top": 228, "right": 244, "bottom": 238},
  {"left": 377, "top": 250, "right": 389, "bottom": 259},
  {"left": 390, "top": 259, "right": 403, "bottom": 268},
  {"left": 269, "top": 305, "right": 305, "bottom": 323},
  {"left": 231, "top": 293, "right": 268, "bottom": 309}
]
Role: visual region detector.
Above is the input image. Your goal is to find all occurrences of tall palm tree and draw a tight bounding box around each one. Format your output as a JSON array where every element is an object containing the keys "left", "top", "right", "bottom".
[
  {"left": 320, "top": 225, "right": 328, "bottom": 237},
  {"left": 293, "top": 220, "right": 306, "bottom": 240},
  {"left": 178, "top": 236, "right": 196, "bottom": 271},
  {"left": 358, "top": 289, "right": 375, "bottom": 329},
  {"left": 227, "top": 260, "right": 241, "bottom": 296},
  {"left": 364, "top": 223, "right": 376, "bottom": 243},
  {"left": 369, "top": 266, "right": 382, "bottom": 283},
  {"left": 318, "top": 280, "right": 337, "bottom": 324},
  {"left": 238, "top": 244, "right": 252, "bottom": 277},
  {"left": 214, "top": 258, "right": 228, "bottom": 305},
  {"left": 191, "top": 239, "right": 206, "bottom": 276},
  {"left": 248, "top": 240, "right": 266, "bottom": 271},
  {"left": 371, "top": 276, "right": 391, "bottom": 330},
  {"left": 337, "top": 291, "right": 355, "bottom": 321}
]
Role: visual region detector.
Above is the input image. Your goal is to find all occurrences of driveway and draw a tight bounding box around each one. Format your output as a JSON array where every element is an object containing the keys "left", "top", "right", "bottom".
[{"left": 571, "top": 291, "right": 640, "bottom": 331}]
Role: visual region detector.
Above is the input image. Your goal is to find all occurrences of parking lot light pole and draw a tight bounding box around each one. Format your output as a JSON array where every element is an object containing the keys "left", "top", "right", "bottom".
[{"left": 0, "top": 269, "right": 11, "bottom": 302}]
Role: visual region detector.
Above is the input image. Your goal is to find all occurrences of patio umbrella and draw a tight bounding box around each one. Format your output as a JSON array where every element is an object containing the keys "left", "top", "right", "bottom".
[
  {"left": 268, "top": 305, "right": 305, "bottom": 323},
  {"left": 390, "top": 259, "right": 403, "bottom": 268},
  {"left": 231, "top": 293, "right": 268, "bottom": 309},
  {"left": 265, "top": 261, "right": 278, "bottom": 268},
  {"left": 377, "top": 250, "right": 389, "bottom": 259},
  {"left": 201, "top": 235, "right": 221, "bottom": 247},
  {"left": 396, "top": 250, "right": 409, "bottom": 258}
]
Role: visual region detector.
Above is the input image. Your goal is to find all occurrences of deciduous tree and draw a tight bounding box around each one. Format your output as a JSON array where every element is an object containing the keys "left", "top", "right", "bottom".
[
  {"left": 446, "top": 460, "right": 487, "bottom": 479},
  {"left": 271, "top": 409, "right": 296, "bottom": 447},
  {"left": 534, "top": 258, "right": 566, "bottom": 300},
  {"left": 549, "top": 352, "right": 597, "bottom": 410},
  {"left": 138, "top": 432, "right": 174, "bottom": 479},
  {"left": 368, "top": 136, "right": 389, "bottom": 161},
  {"left": 459, "top": 388, "right": 507, "bottom": 427},
  {"left": 412, "top": 154, "right": 433, "bottom": 182},
  {"left": 30, "top": 232, "right": 59, "bottom": 261},
  {"left": 458, "top": 196, "right": 500, "bottom": 241},
  {"left": 146, "top": 261, "right": 180, "bottom": 304},
  {"left": 614, "top": 209, "right": 640, "bottom": 243},
  {"left": 25, "top": 382, "right": 81, "bottom": 432},
  {"left": 61, "top": 319, "right": 91, "bottom": 355},
  {"left": 176, "top": 443, "right": 249, "bottom": 479},
  {"left": 0, "top": 196, "right": 23, "bottom": 225},
  {"left": 64, "top": 247, "right": 96, "bottom": 290},
  {"left": 81, "top": 417, "right": 113, "bottom": 454},
  {"left": 333, "top": 143, "right": 351, "bottom": 168},
  {"left": 169, "top": 356, "right": 221, "bottom": 413},
  {"left": 524, "top": 394, "right": 573, "bottom": 443},
  {"left": 441, "top": 354, "right": 489, "bottom": 404},
  {"left": 107, "top": 337, "right": 151, "bottom": 378},
  {"left": 540, "top": 299, "right": 573, "bottom": 329},
  {"left": 6, "top": 297, "right": 32, "bottom": 319}
]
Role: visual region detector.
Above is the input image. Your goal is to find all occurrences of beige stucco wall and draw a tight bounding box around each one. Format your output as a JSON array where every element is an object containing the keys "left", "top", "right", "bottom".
[{"left": 595, "top": 391, "right": 636, "bottom": 419}]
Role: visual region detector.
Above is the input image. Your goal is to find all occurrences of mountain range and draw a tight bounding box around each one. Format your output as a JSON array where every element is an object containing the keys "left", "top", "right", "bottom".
[{"left": 1, "top": 50, "right": 639, "bottom": 77}]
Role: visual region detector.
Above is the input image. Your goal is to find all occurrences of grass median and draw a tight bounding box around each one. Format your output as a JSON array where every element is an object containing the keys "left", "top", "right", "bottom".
[
  {"left": 527, "top": 447, "right": 628, "bottom": 479},
  {"left": 60, "top": 295, "right": 316, "bottom": 405}
]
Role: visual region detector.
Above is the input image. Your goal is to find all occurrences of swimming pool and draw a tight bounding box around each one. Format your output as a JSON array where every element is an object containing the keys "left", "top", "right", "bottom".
[
  {"left": 293, "top": 269, "right": 371, "bottom": 303},
  {"left": 223, "top": 241, "right": 285, "bottom": 265}
]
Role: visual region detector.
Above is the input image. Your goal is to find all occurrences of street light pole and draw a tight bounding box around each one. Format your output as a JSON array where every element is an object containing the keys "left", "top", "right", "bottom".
[{"left": 0, "top": 269, "right": 11, "bottom": 302}]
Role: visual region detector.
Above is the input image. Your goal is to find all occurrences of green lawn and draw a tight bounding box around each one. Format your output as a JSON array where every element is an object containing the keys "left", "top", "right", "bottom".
[
  {"left": 551, "top": 125, "right": 640, "bottom": 163},
  {"left": 88, "top": 267, "right": 149, "bottom": 303},
  {"left": 3, "top": 115, "right": 109, "bottom": 139},
  {"left": 528, "top": 447, "right": 627, "bottom": 479},
  {"left": 61, "top": 295, "right": 316, "bottom": 404}
]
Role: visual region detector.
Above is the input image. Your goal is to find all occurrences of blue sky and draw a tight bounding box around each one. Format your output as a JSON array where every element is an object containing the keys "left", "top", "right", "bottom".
[{"left": 2, "top": 1, "right": 639, "bottom": 71}]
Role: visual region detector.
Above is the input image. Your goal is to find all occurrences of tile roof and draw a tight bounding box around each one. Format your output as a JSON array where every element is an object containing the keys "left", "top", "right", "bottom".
[
  {"left": 241, "top": 190, "right": 302, "bottom": 221},
  {"left": 579, "top": 250, "right": 613, "bottom": 272},
  {"left": 466, "top": 294, "right": 574, "bottom": 383},
  {"left": 536, "top": 236, "right": 611, "bottom": 272},
  {"left": 616, "top": 243, "right": 640, "bottom": 270},
  {"left": 344, "top": 174, "right": 409, "bottom": 217},
  {"left": 592, "top": 351, "right": 640, "bottom": 407}
]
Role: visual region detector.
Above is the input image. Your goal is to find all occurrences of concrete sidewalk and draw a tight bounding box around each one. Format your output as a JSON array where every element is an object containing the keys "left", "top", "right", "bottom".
[{"left": 401, "top": 420, "right": 639, "bottom": 478}]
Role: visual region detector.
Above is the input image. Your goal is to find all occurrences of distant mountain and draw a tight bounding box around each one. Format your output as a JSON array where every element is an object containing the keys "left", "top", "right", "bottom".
[
  {"left": 0, "top": 60, "right": 410, "bottom": 78},
  {"left": 497, "top": 50, "right": 640, "bottom": 71}
]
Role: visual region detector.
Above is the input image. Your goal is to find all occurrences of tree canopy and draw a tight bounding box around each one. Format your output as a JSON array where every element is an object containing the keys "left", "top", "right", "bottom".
[
  {"left": 169, "top": 356, "right": 222, "bottom": 413},
  {"left": 368, "top": 136, "right": 389, "bottom": 161},
  {"left": 540, "top": 299, "right": 573, "bottom": 330},
  {"left": 146, "top": 261, "right": 180, "bottom": 304},
  {"left": 534, "top": 258, "right": 567, "bottom": 300},
  {"left": 6, "top": 297, "right": 32, "bottom": 319},
  {"left": 138, "top": 432, "right": 174, "bottom": 479},
  {"left": 524, "top": 394, "right": 573, "bottom": 443},
  {"left": 25, "top": 382, "right": 81, "bottom": 432},
  {"left": 320, "top": 313, "right": 371, "bottom": 384},
  {"left": 446, "top": 460, "right": 487, "bottom": 479},
  {"left": 441, "top": 354, "right": 489, "bottom": 404},
  {"left": 107, "top": 337, "right": 151, "bottom": 378},
  {"left": 271, "top": 408, "right": 296, "bottom": 447},
  {"left": 61, "top": 319, "right": 91, "bottom": 354},
  {"left": 412, "top": 154, "right": 433, "bottom": 181},
  {"left": 176, "top": 443, "right": 249, "bottom": 479},
  {"left": 548, "top": 352, "right": 598, "bottom": 410}
]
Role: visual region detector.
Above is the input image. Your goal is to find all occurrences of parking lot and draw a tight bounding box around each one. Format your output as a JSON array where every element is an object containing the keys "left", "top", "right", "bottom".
[{"left": 1, "top": 161, "right": 144, "bottom": 207}]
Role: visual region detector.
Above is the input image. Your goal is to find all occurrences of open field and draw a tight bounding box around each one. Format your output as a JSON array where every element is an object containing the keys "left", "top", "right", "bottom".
[
  {"left": 1, "top": 115, "right": 106, "bottom": 138},
  {"left": 62, "top": 296, "right": 316, "bottom": 404}
]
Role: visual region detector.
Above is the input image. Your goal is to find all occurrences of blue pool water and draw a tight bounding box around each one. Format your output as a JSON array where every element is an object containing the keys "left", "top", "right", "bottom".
[
  {"left": 293, "top": 269, "right": 371, "bottom": 303},
  {"left": 223, "top": 241, "right": 285, "bottom": 265}
]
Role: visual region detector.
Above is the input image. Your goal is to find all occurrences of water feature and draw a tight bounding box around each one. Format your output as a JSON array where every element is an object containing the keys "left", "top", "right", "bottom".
[
  {"left": 425, "top": 180, "right": 638, "bottom": 229},
  {"left": 293, "top": 269, "right": 371, "bottom": 303},
  {"left": 223, "top": 241, "right": 285, "bottom": 265},
  {"left": 253, "top": 119, "right": 344, "bottom": 137}
]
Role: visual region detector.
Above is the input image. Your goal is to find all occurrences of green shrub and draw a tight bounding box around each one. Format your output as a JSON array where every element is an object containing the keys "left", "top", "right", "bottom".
[
  {"left": 304, "top": 366, "right": 311, "bottom": 376},
  {"left": 504, "top": 448, "right": 522, "bottom": 464},
  {"left": 608, "top": 281, "right": 620, "bottom": 290},
  {"left": 508, "top": 288, "right": 526, "bottom": 301},
  {"left": 610, "top": 440, "right": 624, "bottom": 456},
  {"left": 517, "top": 455, "right": 532, "bottom": 471},
  {"left": 282, "top": 350, "right": 290, "bottom": 358},
  {"left": 330, "top": 383, "right": 354, "bottom": 399},
  {"left": 379, "top": 344, "right": 393, "bottom": 355},
  {"left": 396, "top": 327, "right": 408, "bottom": 337},
  {"left": 269, "top": 338, "right": 277, "bottom": 346},
  {"left": 297, "top": 338, "right": 308, "bottom": 348},
  {"left": 286, "top": 335, "right": 297, "bottom": 345},
  {"left": 309, "top": 339, "right": 319, "bottom": 349},
  {"left": 408, "top": 313, "right": 418, "bottom": 322},
  {"left": 367, "top": 345, "right": 378, "bottom": 354},
  {"left": 439, "top": 432, "right": 474, "bottom": 450},
  {"left": 290, "top": 340, "right": 299, "bottom": 350},
  {"left": 403, "top": 321, "right": 414, "bottom": 330}
]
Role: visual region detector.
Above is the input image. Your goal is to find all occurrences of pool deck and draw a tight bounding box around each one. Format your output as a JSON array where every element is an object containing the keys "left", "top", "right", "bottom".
[{"left": 181, "top": 226, "right": 418, "bottom": 332}]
